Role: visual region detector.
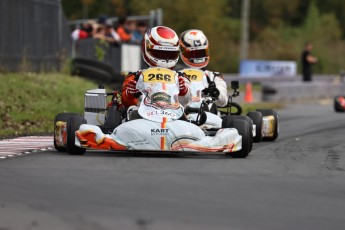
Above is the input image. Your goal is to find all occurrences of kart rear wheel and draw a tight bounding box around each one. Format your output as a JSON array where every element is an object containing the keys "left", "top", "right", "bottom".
[
  {"left": 54, "top": 113, "right": 80, "bottom": 152},
  {"left": 257, "top": 109, "right": 279, "bottom": 141},
  {"left": 223, "top": 115, "right": 253, "bottom": 150},
  {"left": 223, "top": 115, "right": 253, "bottom": 133},
  {"left": 66, "top": 115, "right": 86, "bottom": 155},
  {"left": 247, "top": 111, "right": 263, "bottom": 143},
  {"left": 222, "top": 117, "right": 252, "bottom": 158}
]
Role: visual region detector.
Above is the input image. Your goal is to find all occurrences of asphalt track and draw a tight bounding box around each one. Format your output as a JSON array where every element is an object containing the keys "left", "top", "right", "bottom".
[{"left": 1, "top": 103, "right": 345, "bottom": 230}]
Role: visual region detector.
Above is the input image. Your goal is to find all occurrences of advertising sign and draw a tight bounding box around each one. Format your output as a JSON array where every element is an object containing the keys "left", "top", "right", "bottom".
[{"left": 240, "top": 60, "right": 297, "bottom": 77}]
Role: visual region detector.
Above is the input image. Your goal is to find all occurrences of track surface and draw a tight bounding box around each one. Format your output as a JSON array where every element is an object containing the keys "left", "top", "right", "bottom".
[{"left": 1, "top": 103, "right": 345, "bottom": 230}]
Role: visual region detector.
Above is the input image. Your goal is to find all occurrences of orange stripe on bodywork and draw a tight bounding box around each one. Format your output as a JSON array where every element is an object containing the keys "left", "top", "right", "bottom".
[
  {"left": 161, "top": 117, "right": 167, "bottom": 128},
  {"left": 162, "top": 82, "right": 167, "bottom": 91},
  {"left": 160, "top": 117, "right": 167, "bottom": 150},
  {"left": 160, "top": 136, "right": 166, "bottom": 150}
]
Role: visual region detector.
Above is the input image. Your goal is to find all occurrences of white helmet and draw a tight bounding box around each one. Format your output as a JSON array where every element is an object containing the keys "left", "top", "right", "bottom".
[
  {"left": 141, "top": 26, "right": 180, "bottom": 69},
  {"left": 180, "top": 29, "right": 210, "bottom": 68}
]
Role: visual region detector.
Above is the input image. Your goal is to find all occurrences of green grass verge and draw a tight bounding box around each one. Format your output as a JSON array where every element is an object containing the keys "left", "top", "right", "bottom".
[{"left": 0, "top": 72, "right": 99, "bottom": 137}]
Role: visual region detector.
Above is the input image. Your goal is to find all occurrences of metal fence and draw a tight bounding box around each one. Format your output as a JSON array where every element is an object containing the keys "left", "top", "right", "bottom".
[
  {"left": 70, "top": 9, "right": 164, "bottom": 74},
  {"left": 0, "top": 0, "right": 71, "bottom": 72},
  {"left": 68, "top": 8, "right": 163, "bottom": 30},
  {"left": 73, "top": 38, "right": 145, "bottom": 74}
]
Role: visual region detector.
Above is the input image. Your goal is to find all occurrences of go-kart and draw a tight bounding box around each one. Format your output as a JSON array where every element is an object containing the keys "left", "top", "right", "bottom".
[
  {"left": 185, "top": 73, "right": 279, "bottom": 143},
  {"left": 54, "top": 67, "right": 253, "bottom": 158},
  {"left": 334, "top": 96, "right": 345, "bottom": 112}
]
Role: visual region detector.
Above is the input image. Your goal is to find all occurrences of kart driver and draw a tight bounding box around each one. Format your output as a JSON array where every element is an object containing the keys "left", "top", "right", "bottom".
[
  {"left": 179, "top": 29, "right": 228, "bottom": 111},
  {"left": 121, "top": 26, "right": 191, "bottom": 120}
]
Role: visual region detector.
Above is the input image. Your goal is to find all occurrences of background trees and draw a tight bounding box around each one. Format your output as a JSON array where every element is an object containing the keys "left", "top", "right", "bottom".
[{"left": 62, "top": 0, "right": 345, "bottom": 74}]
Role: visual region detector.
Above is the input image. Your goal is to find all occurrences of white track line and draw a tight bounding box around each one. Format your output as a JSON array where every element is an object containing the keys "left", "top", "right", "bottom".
[{"left": 0, "top": 136, "right": 53, "bottom": 159}]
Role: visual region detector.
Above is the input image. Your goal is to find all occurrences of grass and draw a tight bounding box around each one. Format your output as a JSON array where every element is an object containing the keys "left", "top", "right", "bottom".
[
  {"left": 0, "top": 72, "right": 99, "bottom": 137},
  {"left": 0, "top": 72, "right": 283, "bottom": 137}
]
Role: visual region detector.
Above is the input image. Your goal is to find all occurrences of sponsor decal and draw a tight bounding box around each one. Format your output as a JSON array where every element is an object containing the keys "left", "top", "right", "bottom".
[
  {"left": 127, "top": 139, "right": 150, "bottom": 146},
  {"left": 151, "top": 92, "right": 171, "bottom": 104},
  {"left": 146, "top": 110, "right": 177, "bottom": 118},
  {"left": 151, "top": 128, "right": 169, "bottom": 135}
]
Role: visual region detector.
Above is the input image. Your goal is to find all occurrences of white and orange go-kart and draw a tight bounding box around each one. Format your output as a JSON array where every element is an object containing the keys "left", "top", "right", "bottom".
[
  {"left": 54, "top": 67, "right": 253, "bottom": 158},
  {"left": 182, "top": 68, "right": 279, "bottom": 143}
]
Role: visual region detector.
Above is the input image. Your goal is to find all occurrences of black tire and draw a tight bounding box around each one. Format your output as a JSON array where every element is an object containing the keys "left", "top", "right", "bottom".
[
  {"left": 247, "top": 111, "right": 263, "bottom": 143},
  {"left": 66, "top": 115, "right": 86, "bottom": 155},
  {"left": 257, "top": 109, "right": 279, "bottom": 141},
  {"left": 222, "top": 118, "right": 252, "bottom": 158},
  {"left": 72, "top": 58, "right": 123, "bottom": 84},
  {"left": 54, "top": 113, "right": 80, "bottom": 152},
  {"left": 222, "top": 115, "right": 253, "bottom": 151},
  {"left": 334, "top": 96, "right": 345, "bottom": 112}
]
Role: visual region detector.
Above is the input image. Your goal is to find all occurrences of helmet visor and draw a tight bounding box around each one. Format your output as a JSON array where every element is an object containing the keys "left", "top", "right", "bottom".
[
  {"left": 147, "top": 47, "right": 179, "bottom": 60},
  {"left": 181, "top": 47, "right": 209, "bottom": 60}
]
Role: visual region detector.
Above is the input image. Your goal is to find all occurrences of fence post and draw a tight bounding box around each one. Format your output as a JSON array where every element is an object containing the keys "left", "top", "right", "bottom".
[{"left": 156, "top": 8, "right": 163, "bottom": 26}]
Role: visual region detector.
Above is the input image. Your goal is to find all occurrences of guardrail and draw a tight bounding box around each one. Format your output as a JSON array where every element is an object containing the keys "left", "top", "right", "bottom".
[{"left": 222, "top": 74, "right": 341, "bottom": 102}]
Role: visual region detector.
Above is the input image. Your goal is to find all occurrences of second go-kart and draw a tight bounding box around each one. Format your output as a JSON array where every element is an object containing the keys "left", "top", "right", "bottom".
[
  {"left": 334, "top": 95, "right": 345, "bottom": 112},
  {"left": 184, "top": 68, "right": 279, "bottom": 143}
]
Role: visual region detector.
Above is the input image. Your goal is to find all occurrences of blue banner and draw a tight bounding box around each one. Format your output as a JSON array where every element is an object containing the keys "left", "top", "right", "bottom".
[{"left": 240, "top": 60, "right": 297, "bottom": 77}]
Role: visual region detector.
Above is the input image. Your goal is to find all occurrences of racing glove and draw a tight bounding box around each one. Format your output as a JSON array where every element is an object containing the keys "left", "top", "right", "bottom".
[
  {"left": 126, "top": 79, "right": 139, "bottom": 97},
  {"left": 178, "top": 76, "right": 188, "bottom": 96},
  {"left": 202, "top": 81, "right": 220, "bottom": 99}
]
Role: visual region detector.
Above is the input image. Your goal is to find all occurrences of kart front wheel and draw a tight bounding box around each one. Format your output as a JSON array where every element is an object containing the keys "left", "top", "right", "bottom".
[
  {"left": 54, "top": 113, "right": 80, "bottom": 152},
  {"left": 66, "top": 115, "right": 86, "bottom": 155},
  {"left": 222, "top": 117, "right": 252, "bottom": 158}
]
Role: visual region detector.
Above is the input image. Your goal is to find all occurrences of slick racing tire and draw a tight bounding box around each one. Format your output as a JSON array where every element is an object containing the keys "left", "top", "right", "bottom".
[
  {"left": 334, "top": 96, "right": 345, "bottom": 112},
  {"left": 257, "top": 109, "right": 279, "bottom": 141},
  {"left": 54, "top": 113, "right": 80, "bottom": 152},
  {"left": 247, "top": 111, "right": 263, "bottom": 143},
  {"left": 222, "top": 117, "right": 252, "bottom": 158},
  {"left": 224, "top": 115, "right": 253, "bottom": 142},
  {"left": 66, "top": 115, "right": 86, "bottom": 155}
]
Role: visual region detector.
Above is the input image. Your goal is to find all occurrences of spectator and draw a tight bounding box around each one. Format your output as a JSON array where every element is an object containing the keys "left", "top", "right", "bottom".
[
  {"left": 131, "top": 21, "right": 147, "bottom": 44},
  {"left": 93, "top": 19, "right": 121, "bottom": 46},
  {"left": 301, "top": 41, "right": 318, "bottom": 82},
  {"left": 71, "top": 21, "right": 94, "bottom": 41},
  {"left": 116, "top": 16, "right": 133, "bottom": 42}
]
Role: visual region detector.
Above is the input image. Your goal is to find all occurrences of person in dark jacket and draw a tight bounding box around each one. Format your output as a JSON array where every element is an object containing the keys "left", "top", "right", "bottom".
[{"left": 301, "top": 42, "right": 318, "bottom": 82}]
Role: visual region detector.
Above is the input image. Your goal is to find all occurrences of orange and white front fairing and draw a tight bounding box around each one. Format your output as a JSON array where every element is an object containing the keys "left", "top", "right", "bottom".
[{"left": 75, "top": 124, "right": 128, "bottom": 151}]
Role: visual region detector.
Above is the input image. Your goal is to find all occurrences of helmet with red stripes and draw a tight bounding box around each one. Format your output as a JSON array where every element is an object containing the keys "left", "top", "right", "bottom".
[
  {"left": 180, "top": 29, "right": 210, "bottom": 68},
  {"left": 141, "top": 26, "right": 179, "bottom": 69}
]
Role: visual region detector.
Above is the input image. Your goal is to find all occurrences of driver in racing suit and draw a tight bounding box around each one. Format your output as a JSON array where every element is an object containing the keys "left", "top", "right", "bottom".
[
  {"left": 178, "top": 29, "right": 228, "bottom": 111},
  {"left": 121, "top": 26, "right": 191, "bottom": 120}
]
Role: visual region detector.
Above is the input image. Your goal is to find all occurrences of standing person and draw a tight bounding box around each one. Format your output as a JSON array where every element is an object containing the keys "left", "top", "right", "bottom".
[
  {"left": 301, "top": 42, "right": 318, "bottom": 82},
  {"left": 179, "top": 29, "right": 228, "bottom": 110},
  {"left": 116, "top": 16, "right": 133, "bottom": 42},
  {"left": 93, "top": 19, "right": 120, "bottom": 45},
  {"left": 121, "top": 26, "right": 191, "bottom": 120},
  {"left": 131, "top": 21, "right": 147, "bottom": 44},
  {"left": 71, "top": 21, "right": 94, "bottom": 41}
]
